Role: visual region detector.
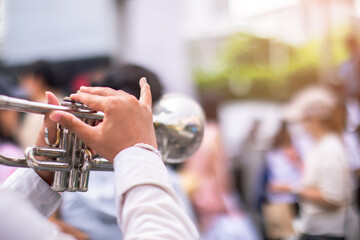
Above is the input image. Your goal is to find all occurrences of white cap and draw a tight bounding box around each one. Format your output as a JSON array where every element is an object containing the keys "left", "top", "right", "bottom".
[{"left": 282, "top": 85, "right": 337, "bottom": 122}]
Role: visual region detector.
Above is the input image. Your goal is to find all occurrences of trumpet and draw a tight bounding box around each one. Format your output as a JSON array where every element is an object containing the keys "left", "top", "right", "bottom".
[{"left": 0, "top": 93, "right": 205, "bottom": 192}]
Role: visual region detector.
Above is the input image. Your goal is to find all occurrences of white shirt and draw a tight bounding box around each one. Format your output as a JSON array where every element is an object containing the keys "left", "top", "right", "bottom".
[
  {"left": 60, "top": 167, "right": 195, "bottom": 240},
  {"left": 301, "top": 134, "right": 352, "bottom": 237},
  {"left": 0, "top": 146, "right": 199, "bottom": 240}
]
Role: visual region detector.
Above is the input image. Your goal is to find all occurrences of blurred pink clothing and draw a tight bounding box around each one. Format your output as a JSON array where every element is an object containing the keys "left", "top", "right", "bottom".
[
  {"left": 0, "top": 142, "right": 24, "bottom": 184},
  {"left": 181, "top": 122, "right": 235, "bottom": 230}
]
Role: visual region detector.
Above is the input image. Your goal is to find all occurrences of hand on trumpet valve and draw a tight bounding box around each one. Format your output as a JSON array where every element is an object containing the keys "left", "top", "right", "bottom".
[{"left": 49, "top": 78, "right": 157, "bottom": 161}]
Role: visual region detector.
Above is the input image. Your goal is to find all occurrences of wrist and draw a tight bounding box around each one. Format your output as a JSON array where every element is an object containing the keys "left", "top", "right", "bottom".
[
  {"left": 133, "top": 143, "right": 162, "bottom": 160},
  {"left": 113, "top": 144, "right": 163, "bottom": 163}
]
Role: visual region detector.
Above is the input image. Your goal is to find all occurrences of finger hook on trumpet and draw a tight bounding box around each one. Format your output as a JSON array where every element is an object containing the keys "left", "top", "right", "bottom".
[{"left": 44, "top": 127, "right": 61, "bottom": 147}]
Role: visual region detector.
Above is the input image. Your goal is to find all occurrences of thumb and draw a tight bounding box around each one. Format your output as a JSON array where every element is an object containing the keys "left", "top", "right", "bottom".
[
  {"left": 50, "top": 111, "right": 94, "bottom": 142},
  {"left": 42, "top": 92, "right": 59, "bottom": 144},
  {"left": 139, "top": 77, "right": 152, "bottom": 108},
  {"left": 46, "top": 91, "right": 59, "bottom": 105}
]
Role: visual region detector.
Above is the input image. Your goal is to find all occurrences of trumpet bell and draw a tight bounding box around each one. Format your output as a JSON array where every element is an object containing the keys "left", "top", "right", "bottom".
[{"left": 153, "top": 94, "right": 205, "bottom": 163}]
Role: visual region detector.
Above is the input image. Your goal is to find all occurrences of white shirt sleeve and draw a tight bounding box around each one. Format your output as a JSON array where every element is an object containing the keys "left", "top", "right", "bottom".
[
  {"left": 1, "top": 168, "right": 61, "bottom": 217},
  {"left": 0, "top": 168, "right": 74, "bottom": 240},
  {"left": 114, "top": 146, "right": 199, "bottom": 240}
]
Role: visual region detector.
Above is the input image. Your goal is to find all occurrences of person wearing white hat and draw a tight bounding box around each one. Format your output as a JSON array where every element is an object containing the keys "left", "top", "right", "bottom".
[{"left": 270, "top": 86, "right": 352, "bottom": 240}]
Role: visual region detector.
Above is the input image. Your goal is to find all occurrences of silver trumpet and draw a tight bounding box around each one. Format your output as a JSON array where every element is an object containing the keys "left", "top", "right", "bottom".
[{"left": 0, "top": 93, "right": 205, "bottom": 192}]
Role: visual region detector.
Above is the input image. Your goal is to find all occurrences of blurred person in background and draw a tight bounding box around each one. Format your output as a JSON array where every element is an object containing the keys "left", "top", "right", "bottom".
[
  {"left": 0, "top": 81, "right": 25, "bottom": 184},
  {"left": 180, "top": 98, "right": 259, "bottom": 240},
  {"left": 270, "top": 86, "right": 352, "bottom": 240},
  {"left": 233, "top": 119, "right": 267, "bottom": 235},
  {"left": 339, "top": 35, "right": 360, "bottom": 130},
  {"left": 335, "top": 101, "right": 360, "bottom": 240},
  {"left": 262, "top": 120, "right": 302, "bottom": 239},
  {"left": 50, "top": 64, "right": 195, "bottom": 240},
  {"left": 340, "top": 35, "right": 360, "bottom": 102},
  {"left": 266, "top": 121, "right": 302, "bottom": 204},
  {"left": 235, "top": 119, "right": 262, "bottom": 205},
  {"left": 69, "top": 62, "right": 109, "bottom": 93},
  {"left": 18, "top": 60, "right": 64, "bottom": 149},
  {"left": 284, "top": 92, "right": 360, "bottom": 240},
  {"left": 353, "top": 125, "right": 360, "bottom": 214},
  {"left": 95, "top": 64, "right": 163, "bottom": 100}
]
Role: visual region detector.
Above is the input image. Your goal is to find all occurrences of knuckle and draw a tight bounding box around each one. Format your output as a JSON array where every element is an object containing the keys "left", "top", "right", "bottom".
[
  {"left": 87, "top": 88, "right": 96, "bottom": 94},
  {"left": 141, "top": 103, "right": 152, "bottom": 113},
  {"left": 107, "top": 97, "right": 122, "bottom": 110},
  {"left": 77, "top": 93, "right": 87, "bottom": 103},
  {"left": 127, "top": 95, "right": 138, "bottom": 105},
  {"left": 104, "top": 87, "right": 113, "bottom": 93},
  {"left": 142, "top": 85, "right": 151, "bottom": 94}
]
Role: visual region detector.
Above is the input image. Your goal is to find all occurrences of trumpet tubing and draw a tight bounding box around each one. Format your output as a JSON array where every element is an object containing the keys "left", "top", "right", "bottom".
[
  {"left": 0, "top": 94, "right": 205, "bottom": 192},
  {"left": 0, "top": 95, "right": 104, "bottom": 119}
]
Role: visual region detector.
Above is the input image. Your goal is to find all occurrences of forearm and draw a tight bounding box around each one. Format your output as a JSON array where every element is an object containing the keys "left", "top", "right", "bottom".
[
  {"left": 0, "top": 188, "right": 74, "bottom": 240},
  {"left": 122, "top": 185, "right": 199, "bottom": 239},
  {"left": 0, "top": 168, "right": 61, "bottom": 217},
  {"left": 114, "top": 147, "right": 199, "bottom": 239},
  {"left": 298, "top": 186, "right": 340, "bottom": 209}
]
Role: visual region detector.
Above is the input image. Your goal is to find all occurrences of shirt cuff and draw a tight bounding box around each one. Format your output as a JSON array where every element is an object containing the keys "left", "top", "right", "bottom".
[
  {"left": 0, "top": 168, "right": 61, "bottom": 217},
  {"left": 113, "top": 146, "right": 173, "bottom": 204}
]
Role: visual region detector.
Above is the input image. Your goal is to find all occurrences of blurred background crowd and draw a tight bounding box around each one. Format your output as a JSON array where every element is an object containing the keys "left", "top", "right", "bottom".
[{"left": 1, "top": 0, "right": 360, "bottom": 239}]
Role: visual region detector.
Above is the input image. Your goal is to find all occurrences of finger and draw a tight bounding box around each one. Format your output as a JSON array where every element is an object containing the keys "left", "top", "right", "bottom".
[
  {"left": 43, "top": 92, "right": 59, "bottom": 143},
  {"left": 50, "top": 111, "right": 94, "bottom": 144},
  {"left": 79, "top": 86, "right": 119, "bottom": 97},
  {"left": 70, "top": 92, "right": 107, "bottom": 112},
  {"left": 139, "top": 77, "right": 152, "bottom": 108},
  {"left": 46, "top": 91, "right": 60, "bottom": 106}
]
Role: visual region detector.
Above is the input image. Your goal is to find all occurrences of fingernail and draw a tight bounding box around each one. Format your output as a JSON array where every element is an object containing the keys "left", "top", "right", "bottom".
[
  {"left": 80, "top": 86, "right": 87, "bottom": 90},
  {"left": 50, "top": 112, "right": 61, "bottom": 122},
  {"left": 45, "top": 91, "right": 52, "bottom": 103},
  {"left": 140, "top": 77, "right": 147, "bottom": 86}
]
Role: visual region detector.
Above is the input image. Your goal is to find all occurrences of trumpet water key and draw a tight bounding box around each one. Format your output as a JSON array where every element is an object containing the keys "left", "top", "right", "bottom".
[{"left": 0, "top": 93, "right": 205, "bottom": 192}]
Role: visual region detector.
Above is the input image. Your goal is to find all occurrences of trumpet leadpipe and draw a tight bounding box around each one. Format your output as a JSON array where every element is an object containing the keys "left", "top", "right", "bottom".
[{"left": 0, "top": 95, "right": 104, "bottom": 120}]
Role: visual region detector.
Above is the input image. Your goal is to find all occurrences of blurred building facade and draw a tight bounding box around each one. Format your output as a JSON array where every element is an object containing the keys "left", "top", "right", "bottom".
[
  {"left": 0, "top": 0, "right": 194, "bottom": 96},
  {"left": 0, "top": 0, "right": 358, "bottom": 93},
  {"left": 0, "top": 0, "right": 119, "bottom": 65},
  {"left": 184, "top": 0, "right": 357, "bottom": 69}
]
